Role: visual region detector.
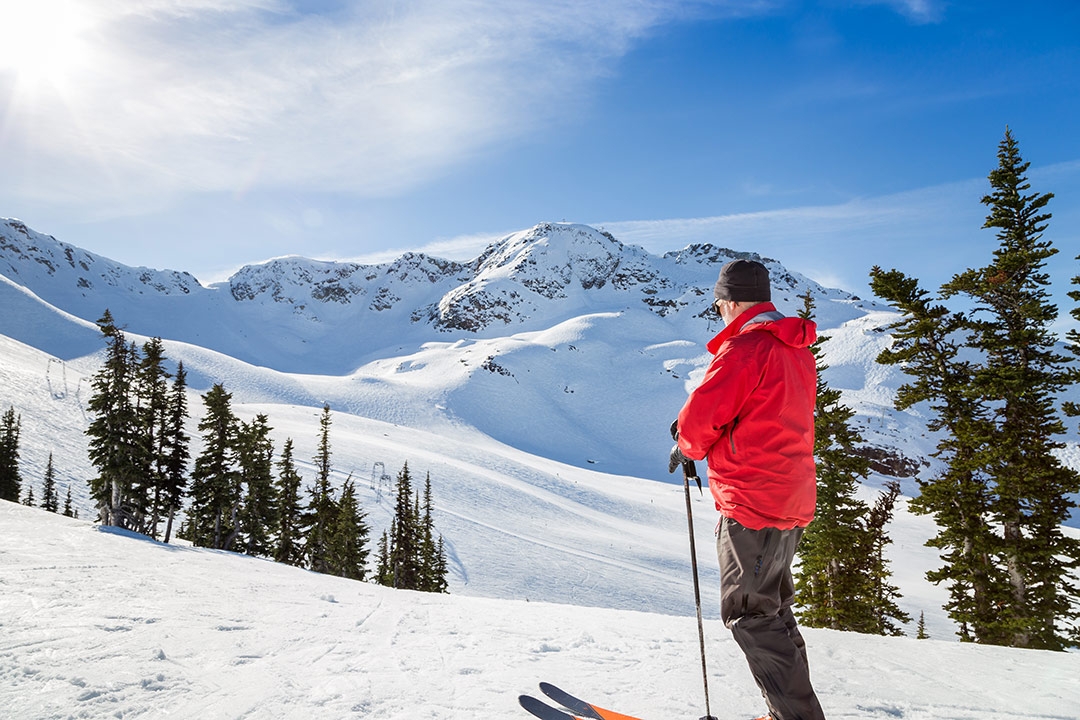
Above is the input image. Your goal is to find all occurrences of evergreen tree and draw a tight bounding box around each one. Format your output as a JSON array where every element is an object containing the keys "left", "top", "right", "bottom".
[
  {"left": 236, "top": 413, "right": 277, "bottom": 557},
  {"left": 916, "top": 611, "right": 930, "bottom": 640},
  {"left": 871, "top": 130, "right": 1080, "bottom": 649},
  {"left": 794, "top": 292, "right": 904, "bottom": 634},
  {"left": 302, "top": 404, "right": 338, "bottom": 573},
  {"left": 62, "top": 485, "right": 75, "bottom": 518},
  {"left": 940, "top": 129, "right": 1080, "bottom": 649},
  {"left": 859, "top": 480, "right": 911, "bottom": 635},
  {"left": 328, "top": 478, "right": 369, "bottom": 580},
  {"left": 0, "top": 405, "right": 22, "bottom": 502},
  {"left": 41, "top": 453, "right": 59, "bottom": 513},
  {"left": 375, "top": 464, "right": 450, "bottom": 593},
  {"left": 273, "top": 438, "right": 305, "bottom": 566},
  {"left": 419, "top": 473, "right": 448, "bottom": 593},
  {"left": 85, "top": 310, "right": 144, "bottom": 529},
  {"left": 23, "top": 484, "right": 35, "bottom": 506},
  {"left": 160, "top": 363, "right": 190, "bottom": 544},
  {"left": 869, "top": 268, "right": 1000, "bottom": 642},
  {"left": 185, "top": 384, "right": 241, "bottom": 549},
  {"left": 386, "top": 461, "right": 421, "bottom": 589},
  {"left": 375, "top": 527, "right": 393, "bottom": 586},
  {"left": 136, "top": 337, "right": 173, "bottom": 537}
]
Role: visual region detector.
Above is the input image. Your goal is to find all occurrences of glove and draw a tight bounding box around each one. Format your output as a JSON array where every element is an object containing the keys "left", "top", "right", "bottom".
[{"left": 668, "top": 443, "right": 690, "bottom": 474}]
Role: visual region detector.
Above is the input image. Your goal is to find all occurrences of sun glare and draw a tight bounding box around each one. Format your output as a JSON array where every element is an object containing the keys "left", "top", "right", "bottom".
[{"left": 0, "top": 0, "right": 93, "bottom": 88}]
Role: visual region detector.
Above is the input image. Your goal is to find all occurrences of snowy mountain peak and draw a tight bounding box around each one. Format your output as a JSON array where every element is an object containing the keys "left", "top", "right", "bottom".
[{"left": 0, "top": 217, "right": 202, "bottom": 299}]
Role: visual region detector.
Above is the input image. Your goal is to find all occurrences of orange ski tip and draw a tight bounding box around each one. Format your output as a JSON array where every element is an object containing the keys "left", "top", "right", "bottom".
[{"left": 591, "top": 707, "right": 642, "bottom": 720}]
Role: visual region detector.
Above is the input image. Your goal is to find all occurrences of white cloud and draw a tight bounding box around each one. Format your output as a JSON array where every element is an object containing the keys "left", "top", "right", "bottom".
[
  {"left": 851, "top": 0, "right": 944, "bottom": 24},
  {"left": 0, "top": 0, "right": 750, "bottom": 219}
]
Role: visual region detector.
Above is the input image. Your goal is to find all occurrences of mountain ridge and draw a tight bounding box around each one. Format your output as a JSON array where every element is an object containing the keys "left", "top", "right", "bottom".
[{"left": 0, "top": 215, "right": 927, "bottom": 487}]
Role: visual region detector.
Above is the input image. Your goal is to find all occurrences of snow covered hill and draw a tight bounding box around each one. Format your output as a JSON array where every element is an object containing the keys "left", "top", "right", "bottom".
[
  {"left": 0, "top": 215, "right": 1075, "bottom": 647},
  {"left": 3, "top": 501, "right": 1079, "bottom": 720},
  {"left": 0, "top": 216, "right": 919, "bottom": 481}
]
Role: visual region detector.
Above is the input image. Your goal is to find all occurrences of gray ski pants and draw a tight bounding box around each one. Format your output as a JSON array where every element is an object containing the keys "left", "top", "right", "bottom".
[{"left": 717, "top": 517, "right": 825, "bottom": 720}]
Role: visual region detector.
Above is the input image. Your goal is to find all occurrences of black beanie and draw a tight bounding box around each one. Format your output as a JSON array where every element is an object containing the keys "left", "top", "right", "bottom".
[{"left": 713, "top": 259, "right": 771, "bottom": 302}]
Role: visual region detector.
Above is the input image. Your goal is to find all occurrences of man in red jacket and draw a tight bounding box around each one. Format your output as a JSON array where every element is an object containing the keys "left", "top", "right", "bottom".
[{"left": 671, "top": 259, "right": 825, "bottom": 720}]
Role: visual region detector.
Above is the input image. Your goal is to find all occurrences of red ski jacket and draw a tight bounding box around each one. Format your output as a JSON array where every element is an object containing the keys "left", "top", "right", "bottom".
[{"left": 676, "top": 302, "right": 818, "bottom": 530}]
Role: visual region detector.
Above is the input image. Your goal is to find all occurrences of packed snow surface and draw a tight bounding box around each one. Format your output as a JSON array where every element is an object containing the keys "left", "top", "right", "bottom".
[{"left": 3, "top": 502, "right": 1079, "bottom": 720}]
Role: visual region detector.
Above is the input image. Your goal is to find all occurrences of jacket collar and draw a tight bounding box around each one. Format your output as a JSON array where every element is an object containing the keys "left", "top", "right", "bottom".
[{"left": 706, "top": 301, "right": 778, "bottom": 355}]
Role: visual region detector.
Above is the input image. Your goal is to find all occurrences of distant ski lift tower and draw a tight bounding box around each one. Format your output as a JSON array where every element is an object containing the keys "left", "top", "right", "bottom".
[
  {"left": 371, "top": 461, "right": 392, "bottom": 503},
  {"left": 46, "top": 358, "right": 67, "bottom": 399}
]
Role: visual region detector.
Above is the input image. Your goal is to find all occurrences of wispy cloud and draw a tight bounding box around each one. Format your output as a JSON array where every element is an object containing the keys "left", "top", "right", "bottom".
[
  {"left": 850, "top": 0, "right": 944, "bottom": 24},
  {"left": 0, "top": 0, "right": 761, "bottom": 219}
]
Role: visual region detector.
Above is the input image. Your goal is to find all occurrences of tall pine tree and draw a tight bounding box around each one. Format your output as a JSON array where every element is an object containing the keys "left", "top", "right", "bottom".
[
  {"left": 328, "top": 478, "right": 369, "bottom": 580},
  {"left": 871, "top": 129, "right": 1080, "bottom": 649},
  {"left": 794, "top": 291, "right": 905, "bottom": 634},
  {"left": 387, "top": 461, "right": 421, "bottom": 589},
  {"left": 136, "top": 337, "right": 172, "bottom": 537},
  {"left": 302, "top": 404, "right": 338, "bottom": 573},
  {"left": 85, "top": 310, "right": 144, "bottom": 529},
  {"left": 941, "top": 128, "right": 1080, "bottom": 649},
  {"left": 273, "top": 438, "right": 305, "bottom": 566},
  {"left": 376, "top": 464, "right": 449, "bottom": 593},
  {"left": 62, "top": 485, "right": 76, "bottom": 518},
  {"left": 419, "top": 473, "right": 449, "bottom": 593},
  {"left": 185, "top": 384, "right": 241, "bottom": 549},
  {"left": 0, "top": 406, "right": 22, "bottom": 502},
  {"left": 236, "top": 414, "right": 277, "bottom": 557},
  {"left": 160, "top": 363, "right": 190, "bottom": 544},
  {"left": 869, "top": 267, "right": 1000, "bottom": 642},
  {"left": 41, "top": 453, "right": 59, "bottom": 513}
]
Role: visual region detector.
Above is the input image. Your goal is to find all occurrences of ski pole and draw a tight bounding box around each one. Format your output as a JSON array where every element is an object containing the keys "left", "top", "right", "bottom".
[{"left": 679, "top": 456, "right": 718, "bottom": 720}]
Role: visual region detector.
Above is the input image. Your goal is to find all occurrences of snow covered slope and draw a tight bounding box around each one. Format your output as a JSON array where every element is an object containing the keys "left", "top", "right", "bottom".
[
  {"left": 0, "top": 217, "right": 918, "bottom": 481},
  {"left": 0, "top": 215, "right": 1073, "bottom": 639},
  {"left": 3, "top": 501, "right": 1078, "bottom": 720}
]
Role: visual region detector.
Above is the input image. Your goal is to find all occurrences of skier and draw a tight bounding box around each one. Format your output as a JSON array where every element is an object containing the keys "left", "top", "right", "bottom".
[{"left": 670, "top": 259, "right": 825, "bottom": 720}]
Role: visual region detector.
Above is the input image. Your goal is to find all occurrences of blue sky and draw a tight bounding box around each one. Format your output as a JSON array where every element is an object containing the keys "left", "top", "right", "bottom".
[{"left": 2, "top": 0, "right": 1079, "bottom": 307}]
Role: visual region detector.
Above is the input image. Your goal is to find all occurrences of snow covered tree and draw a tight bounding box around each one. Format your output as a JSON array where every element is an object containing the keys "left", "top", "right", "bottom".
[
  {"left": 0, "top": 405, "right": 22, "bottom": 502},
  {"left": 185, "top": 384, "right": 241, "bottom": 549},
  {"left": 236, "top": 413, "right": 277, "bottom": 557},
  {"left": 273, "top": 438, "right": 305, "bottom": 566},
  {"left": 41, "top": 453, "right": 59, "bottom": 513}
]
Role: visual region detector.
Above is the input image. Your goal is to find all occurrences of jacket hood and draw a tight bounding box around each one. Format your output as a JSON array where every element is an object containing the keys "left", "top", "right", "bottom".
[
  {"left": 755, "top": 315, "right": 817, "bottom": 349},
  {"left": 705, "top": 302, "right": 817, "bottom": 354}
]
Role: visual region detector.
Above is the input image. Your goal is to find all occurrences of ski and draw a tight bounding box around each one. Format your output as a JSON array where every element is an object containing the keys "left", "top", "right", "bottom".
[
  {"left": 519, "top": 694, "right": 580, "bottom": 720},
  {"left": 538, "top": 683, "right": 643, "bottom": 720}
]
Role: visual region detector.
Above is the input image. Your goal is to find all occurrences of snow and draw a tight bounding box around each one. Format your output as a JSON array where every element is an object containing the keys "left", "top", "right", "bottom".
[
  {"left": 3, "top": 501, "right": 1079, "bottom": 720},
  {"left": 3, "top": 217, "right": 1080, "bottom": 718}
]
